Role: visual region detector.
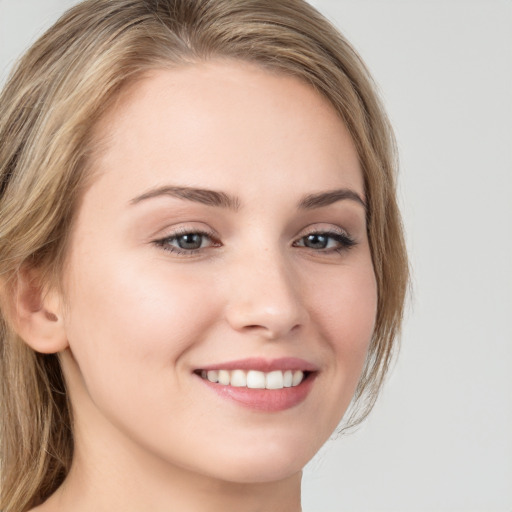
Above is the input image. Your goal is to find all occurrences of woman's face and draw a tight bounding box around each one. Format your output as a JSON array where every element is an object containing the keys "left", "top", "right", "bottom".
[{"left": 60, "top": 60, "right": 377, "bottom": 483}]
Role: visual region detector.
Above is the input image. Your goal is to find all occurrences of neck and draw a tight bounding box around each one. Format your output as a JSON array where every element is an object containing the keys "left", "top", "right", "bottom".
[
  {"left": 37, "top": 416, "right": 302, "bottom": 512},
  {"left": 44, "top": 455, "right": 302, "bottom": 512}
]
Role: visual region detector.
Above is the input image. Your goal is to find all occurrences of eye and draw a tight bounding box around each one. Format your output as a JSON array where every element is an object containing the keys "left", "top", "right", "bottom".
[
  {"left": 173, "top": 233, "right": 206, "bottom": 250},
  {"left": 153, "top": 229, "right": 220, "bottom": 255},
  {"left": 293, "top": 230, "right": 356, "bottom": 253}
]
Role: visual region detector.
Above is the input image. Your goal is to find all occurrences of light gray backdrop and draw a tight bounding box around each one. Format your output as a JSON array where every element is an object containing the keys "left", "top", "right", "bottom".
[{"left": 1, "top": 1, "right": 511, "bottom": 511}]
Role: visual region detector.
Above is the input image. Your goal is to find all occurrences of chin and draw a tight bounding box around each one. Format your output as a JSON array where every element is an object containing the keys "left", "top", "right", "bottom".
[
  {"left": 189, "top": 432, "right": 319, "bottom": 484},
  {"left": 203, "top": 457, "right": 304, "bottom": 485}
]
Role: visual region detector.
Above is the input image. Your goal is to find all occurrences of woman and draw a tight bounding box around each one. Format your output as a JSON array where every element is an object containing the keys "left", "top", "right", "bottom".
[{"left": 0, "top": 0, "right": 408, "bottom": 510}]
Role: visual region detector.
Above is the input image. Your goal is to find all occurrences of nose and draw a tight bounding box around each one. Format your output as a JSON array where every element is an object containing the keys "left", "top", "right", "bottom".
[{"left": 223, "top": 249, "right": 308, "bottom": 340}]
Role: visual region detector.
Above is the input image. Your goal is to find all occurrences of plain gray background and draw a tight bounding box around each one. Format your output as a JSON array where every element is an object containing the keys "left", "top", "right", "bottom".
[{"left": 1, "top": 1, "right": 511, "bottom": 510}]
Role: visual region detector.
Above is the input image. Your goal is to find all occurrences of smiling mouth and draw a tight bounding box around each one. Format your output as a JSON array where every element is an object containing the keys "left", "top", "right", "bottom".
[
  {"left": 194, "top": 358, "right": 318, "bottom": 411},
  {"left": 194, "top": 369, "right": 311, "bottom": 390}
]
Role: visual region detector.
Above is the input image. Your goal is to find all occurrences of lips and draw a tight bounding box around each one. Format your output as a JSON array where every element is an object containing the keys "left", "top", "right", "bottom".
[
  {"left": 197, "top": 356, "right": 318, "bottom": 372},
  {"left": 194, "top": 357, "right": 318, "bottom": 412},
  {"left": 197, "top": 369, "right": 307, "bottom": 389}
]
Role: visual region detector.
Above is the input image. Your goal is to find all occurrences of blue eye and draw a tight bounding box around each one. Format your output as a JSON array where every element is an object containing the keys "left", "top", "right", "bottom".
[
  {"left": 174, "top": 233, "right": 206, "bottom": 250},
  {"left": 294, "top": 231, "right": 356, "bottom": 253},
  {"left": 154, "top": 230, "right": 218, "bottom": 254},
  {"left": 154, "top": 228, "right": 356, "bottom": 257}
]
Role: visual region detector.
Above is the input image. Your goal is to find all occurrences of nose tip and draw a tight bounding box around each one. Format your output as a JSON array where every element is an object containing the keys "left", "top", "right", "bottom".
[
  {"left": 224, "top": 261, "right": 307, "bottom": 340},
  {"left": 226, "top": 300, "right": 302, "bottom": 340}
]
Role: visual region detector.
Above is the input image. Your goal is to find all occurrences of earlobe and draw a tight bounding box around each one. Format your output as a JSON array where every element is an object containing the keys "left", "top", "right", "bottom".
[{"left": 10, "top": 269, "right": 68, "bottom": 354}]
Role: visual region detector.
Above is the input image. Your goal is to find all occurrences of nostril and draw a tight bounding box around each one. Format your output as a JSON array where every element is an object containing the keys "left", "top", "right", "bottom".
[{"left": 223, "top": 284, "right": 308, "bottom": 339}]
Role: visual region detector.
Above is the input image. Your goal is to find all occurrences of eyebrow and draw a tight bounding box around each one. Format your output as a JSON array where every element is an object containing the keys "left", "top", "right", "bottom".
[
  {"left": 130, "top": 186, "right": 241, "bottom": 210},
  {"left": 298, "top": 189, "right": 366, "bottom": 210},
  {"left": 130, "top": 185, "right": 366, "bottom": 211}
]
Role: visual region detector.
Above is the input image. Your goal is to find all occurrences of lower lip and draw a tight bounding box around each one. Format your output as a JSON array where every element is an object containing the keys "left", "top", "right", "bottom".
[{"left": 197, "top": 373, "right": 316, "bottom": 412}]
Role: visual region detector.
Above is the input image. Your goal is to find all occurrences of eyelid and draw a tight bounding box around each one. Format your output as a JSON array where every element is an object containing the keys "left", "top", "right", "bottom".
[
  {"left": 152, "top": 223, "right": 219, "bottom": 243},
  {"left": 298, "top": 224, "right": 350, "bottom": 237},
  {"left": 295, "top": 224, "right": 354, "bottom": 243}
]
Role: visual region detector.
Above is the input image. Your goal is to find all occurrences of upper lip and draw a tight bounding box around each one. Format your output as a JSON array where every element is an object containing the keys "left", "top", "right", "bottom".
[{"left": 196, "top": 357, "right": 319, "bottom": 373}]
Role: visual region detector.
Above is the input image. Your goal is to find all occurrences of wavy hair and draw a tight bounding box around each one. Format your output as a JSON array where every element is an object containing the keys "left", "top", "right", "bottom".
[{"left": 0, "top": 1, "right": 408, "bottom": 510}]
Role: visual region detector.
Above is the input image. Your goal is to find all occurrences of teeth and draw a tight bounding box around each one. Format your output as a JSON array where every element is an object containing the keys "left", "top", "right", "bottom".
[
  {"left": 292, "top": 370, "right": 304, "bottom": 386},
  {"left": 218, "top": 370, "right": 230, "bottom": 385},
  {"left": 247, "top": 370, "right": 266, "bottom": 389},
  {"left": 230, "top": 369, "right": 246, "bottom": 387},
  {"left": 266, "top": 370, "right": 284, "bottom": 389},
  {"left": 200, "top": 369, "right": 306, "bottom": 389}
]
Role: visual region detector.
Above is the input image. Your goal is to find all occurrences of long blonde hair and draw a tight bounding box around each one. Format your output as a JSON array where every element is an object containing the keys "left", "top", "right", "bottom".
[{"left": 0, "top": 0, "right": 408, "bottom": 509}]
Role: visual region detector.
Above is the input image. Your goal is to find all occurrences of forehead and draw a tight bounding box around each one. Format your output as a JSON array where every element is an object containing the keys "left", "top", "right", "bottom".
[{"left": 88, "top": 60, "right": 363, "bottom": 202}]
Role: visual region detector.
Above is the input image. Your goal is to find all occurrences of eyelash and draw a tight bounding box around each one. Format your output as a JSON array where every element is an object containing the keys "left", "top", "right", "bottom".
[
  {"left": 153, "top": 228, "right": 220, "bottom": 256},
  {"left": 153, "top": 227, "right": 357, "bottom": 257},
  {"left": 293, "top": 230, "right": 356, "bottom": 254}
]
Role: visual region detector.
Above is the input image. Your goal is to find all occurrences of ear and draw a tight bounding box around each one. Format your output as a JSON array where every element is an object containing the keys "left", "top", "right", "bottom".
[{"left": 10, "top": 268, "right": 68, "bottom": 354}]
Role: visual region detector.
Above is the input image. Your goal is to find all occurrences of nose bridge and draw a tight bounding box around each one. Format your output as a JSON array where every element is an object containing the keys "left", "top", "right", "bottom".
[{"left": 223, "top": 244, "right": 306, "bottom": 339}]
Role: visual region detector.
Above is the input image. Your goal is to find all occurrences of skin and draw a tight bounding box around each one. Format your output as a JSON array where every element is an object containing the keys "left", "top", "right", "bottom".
[{"left": 31, "top": 60, "right": 377, "bottom": 511}]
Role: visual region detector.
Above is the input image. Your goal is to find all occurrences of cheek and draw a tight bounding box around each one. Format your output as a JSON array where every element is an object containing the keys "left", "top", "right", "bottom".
[
  {"left": 63, "top": 252, "right": 220, "bottom": 396},
  {"left": 308, "top": 259, "right": 377, "bottom": 386}
]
